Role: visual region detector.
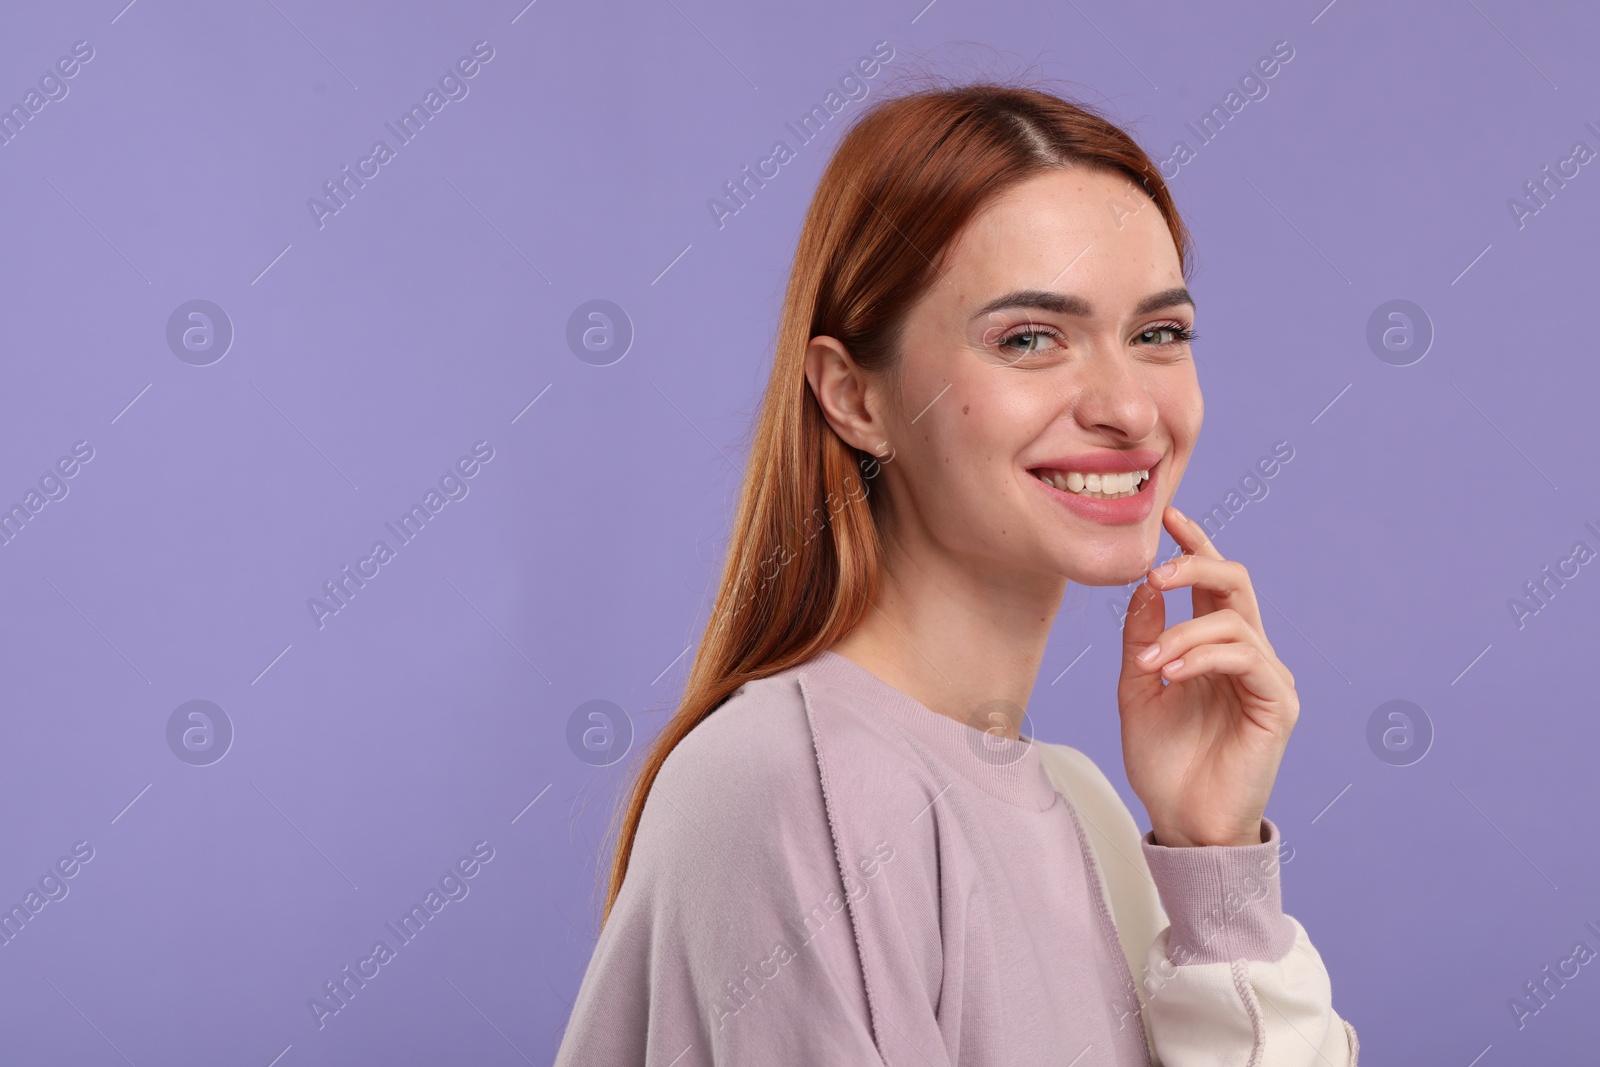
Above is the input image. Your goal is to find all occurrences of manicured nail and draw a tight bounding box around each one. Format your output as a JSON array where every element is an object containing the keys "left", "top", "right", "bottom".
[
  {"left": 1154, "top": 560, "right": 1178, "bottom": 579},
  {"left": 1162, "top": 657, "right": 1185, "bottom": 675},
  {"left": 1137, "top": 643, "right": 1161, "bottom": 664}
]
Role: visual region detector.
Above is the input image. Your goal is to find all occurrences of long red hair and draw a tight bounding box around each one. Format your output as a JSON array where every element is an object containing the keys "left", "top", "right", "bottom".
[{"left": 602, "top": 78, "right": 1193, "bottom": 923}]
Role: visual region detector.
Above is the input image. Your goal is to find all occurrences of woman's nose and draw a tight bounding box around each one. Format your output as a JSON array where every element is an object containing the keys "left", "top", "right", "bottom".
[{"left": 1067, "top": 345, "right": 1159, "bottom": 441}]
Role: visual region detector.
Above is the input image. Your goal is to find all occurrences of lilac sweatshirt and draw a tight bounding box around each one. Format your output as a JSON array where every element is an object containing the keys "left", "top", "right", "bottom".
[{"left": 554, "top": 649, "right": 1358, "bottom": 1065}]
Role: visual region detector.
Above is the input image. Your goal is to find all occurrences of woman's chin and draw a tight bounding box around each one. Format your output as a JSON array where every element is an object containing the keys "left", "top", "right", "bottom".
[{"left": 1057, "top": 552, "right": 1156, "bottom": 588}]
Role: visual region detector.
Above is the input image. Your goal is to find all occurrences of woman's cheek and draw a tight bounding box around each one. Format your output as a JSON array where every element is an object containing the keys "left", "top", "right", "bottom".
[{"left": 1159, "top": 367, "right": 1203, "bottom": 431}]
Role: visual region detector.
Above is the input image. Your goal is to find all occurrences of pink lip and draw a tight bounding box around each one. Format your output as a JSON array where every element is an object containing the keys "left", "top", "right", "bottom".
[
  {"left": 1027, "top": 451, "right": 1162, "bottom": 526},
  {"left": 1028, "top": 447, "right": 1163, "bottom": 475}
]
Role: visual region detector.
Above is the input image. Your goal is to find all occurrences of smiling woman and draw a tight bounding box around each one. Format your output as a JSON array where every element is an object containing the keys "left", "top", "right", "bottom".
[{"left": 555, "top": 79, "right": 1358, "bottom": 1066}]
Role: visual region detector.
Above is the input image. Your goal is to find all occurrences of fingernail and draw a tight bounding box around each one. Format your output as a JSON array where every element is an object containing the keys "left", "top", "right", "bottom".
[
  {"left": 1162, "top": 657, "right": 1185, "bottom": 675},
  {"left": 1137, "top": 643, "right": 1161, "bottom": 664},
  {"left": 1154, "top": 560, "right": 1178, "bottom": 579}
]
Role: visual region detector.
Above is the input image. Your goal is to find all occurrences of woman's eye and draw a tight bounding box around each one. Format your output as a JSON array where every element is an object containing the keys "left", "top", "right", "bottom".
[
  {"left": 1137, "top": 325, "right": 1192, "bottom": 346},
  {"left": 999, "top": 329, "right": 1056, "bottom": 354}
]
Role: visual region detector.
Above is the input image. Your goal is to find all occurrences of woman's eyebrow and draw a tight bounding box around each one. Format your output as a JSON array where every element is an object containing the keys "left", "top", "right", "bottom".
[{"left": 968, "top": 286, "right": 1195, "bottom": 321}]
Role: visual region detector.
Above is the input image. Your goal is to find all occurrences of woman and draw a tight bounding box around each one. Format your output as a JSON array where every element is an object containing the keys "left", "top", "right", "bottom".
[{"left": 555, "top": 81, "right": 1359, "bottom": 1065}]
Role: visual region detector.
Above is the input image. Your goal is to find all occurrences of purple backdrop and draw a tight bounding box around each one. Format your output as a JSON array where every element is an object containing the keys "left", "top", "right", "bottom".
[{"left": 1, "top": 0, "right": 1596, "bottom": 1062}]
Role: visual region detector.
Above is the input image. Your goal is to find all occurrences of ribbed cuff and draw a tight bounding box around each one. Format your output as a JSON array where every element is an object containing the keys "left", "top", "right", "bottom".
[{"left": 1140, "top": 815, "right": 1295, "bottom": 965}]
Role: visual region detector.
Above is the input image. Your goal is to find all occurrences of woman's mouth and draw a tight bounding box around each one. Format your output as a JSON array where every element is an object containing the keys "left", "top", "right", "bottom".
[
  {"left": 1027, "top": 457, "right": 1160, "bottom": 525},
  {"left": 1028, "top": 466, "right": 1151, "bottom": 499}
]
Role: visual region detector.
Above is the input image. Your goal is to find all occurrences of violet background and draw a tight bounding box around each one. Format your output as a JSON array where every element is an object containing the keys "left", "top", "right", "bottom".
[{"left": 1, "top": 0, "right": 1596, "bottom": 1062}]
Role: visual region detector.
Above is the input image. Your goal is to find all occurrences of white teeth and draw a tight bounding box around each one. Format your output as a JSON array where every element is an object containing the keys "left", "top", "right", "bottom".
[{"left": 1033, "top": 467, "right": 1150, "bottom": 499}]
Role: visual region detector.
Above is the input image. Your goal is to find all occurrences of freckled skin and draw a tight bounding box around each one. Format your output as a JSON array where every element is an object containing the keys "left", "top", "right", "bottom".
[{"left": 804, "top": 166, "right": 1202, "bottom": 590}]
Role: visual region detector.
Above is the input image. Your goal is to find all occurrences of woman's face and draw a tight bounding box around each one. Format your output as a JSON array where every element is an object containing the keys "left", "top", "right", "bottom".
[{"left": 811, "top": 165, "right": 1203, "bottom": 588}]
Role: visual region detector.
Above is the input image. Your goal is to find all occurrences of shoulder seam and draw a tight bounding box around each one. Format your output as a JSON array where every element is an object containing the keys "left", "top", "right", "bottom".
[{"left": 795, "top": 670, "right": 889, "bottom": 1059}]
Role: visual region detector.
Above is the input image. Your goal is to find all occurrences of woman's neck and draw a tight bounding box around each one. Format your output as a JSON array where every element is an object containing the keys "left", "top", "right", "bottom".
[{"left": 828, "top": 537, "right": 1067, "bottom": 739}]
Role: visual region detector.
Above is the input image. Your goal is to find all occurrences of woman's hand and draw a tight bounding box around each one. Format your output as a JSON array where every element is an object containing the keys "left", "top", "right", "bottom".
[{"left": 1117, "top": 505, "right": 1300, "bottom": 848}]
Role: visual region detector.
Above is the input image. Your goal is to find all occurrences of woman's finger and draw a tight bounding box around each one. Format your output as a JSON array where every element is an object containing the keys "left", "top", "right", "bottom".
[
  {"left": 1145, "top": 550, "right": 1263, "bottom": 631},
  {"left": 1155, "top": 642, "right": 1299, "bottom": 721},
  {"left": 1132, "top": 608, "right": 1283, "bottom": 683},
  {"left": 1165, "top": 504, "right": 1226, "bottom": 561},
  {"left": 1159, "top": 505, "right": 1236, "bottom": 617}
]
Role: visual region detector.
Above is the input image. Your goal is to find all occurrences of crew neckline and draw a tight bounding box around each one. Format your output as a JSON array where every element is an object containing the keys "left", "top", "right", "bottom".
[{"left": 798, "top": 649, "right": 1061, "bottom": 812}]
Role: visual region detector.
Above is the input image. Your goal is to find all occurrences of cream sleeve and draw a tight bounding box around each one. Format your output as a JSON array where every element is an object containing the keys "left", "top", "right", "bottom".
[{"left": 1036, "top": 742, "right": 1359, "bottom": 1066}]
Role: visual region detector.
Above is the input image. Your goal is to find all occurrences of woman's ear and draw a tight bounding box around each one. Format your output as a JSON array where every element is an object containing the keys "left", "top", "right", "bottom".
[{"left": 804, "top": 335, "right": 882, "bottom": 453}]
